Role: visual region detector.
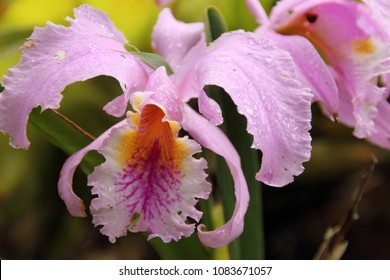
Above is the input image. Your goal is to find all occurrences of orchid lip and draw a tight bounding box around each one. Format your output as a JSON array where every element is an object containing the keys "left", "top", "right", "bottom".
[{"left": 88, "top": 101, "right": 211, "bottom": 243}]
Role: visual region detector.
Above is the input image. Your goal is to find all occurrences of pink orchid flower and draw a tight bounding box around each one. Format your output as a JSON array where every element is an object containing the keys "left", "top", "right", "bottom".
[
  {"left": 0, "top": 5, "right": 312, "bottom": 246},
  {"left": 247, "top": 0, "right": 390, "bottom": 149}
]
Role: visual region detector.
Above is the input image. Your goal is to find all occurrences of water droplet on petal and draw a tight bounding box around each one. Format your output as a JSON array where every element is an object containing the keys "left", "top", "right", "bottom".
[{"left": 54, "top": 50, "right": 66, "bottom": 60}]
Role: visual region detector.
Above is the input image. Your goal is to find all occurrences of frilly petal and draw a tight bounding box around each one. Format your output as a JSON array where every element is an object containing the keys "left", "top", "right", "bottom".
[
  {"left": 88, "top": 104, "right": 211, "bottom": 243},
  {"left": 0, "top": 4, "right": 149, "bottom": 149},
  {"left": 335, "top": 73, "right": 390, "bottom": 149},
  {"left": 183, "top": 31, "right": 313, "bottom": 187},
  {"left": 181, "top": 105, "right": 249, "bottom": 248},
  {"left": 152, "top": 8, "right": 204, "bottom": 73},
  {"left": 58, "top": 119, "right": 128, "bottom": 217}
]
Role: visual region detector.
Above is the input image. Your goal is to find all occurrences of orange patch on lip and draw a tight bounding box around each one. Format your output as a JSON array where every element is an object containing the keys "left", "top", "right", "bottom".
[
  {"left": 117, "top": 104, "right": 187, "bottom": 170},
  {"left": 116, "top": 130, "right": 137, "bottom": 166},
  {"left": 136, "top": 104, "right": 174, "bottom": 164},
  {"left": 276, "top": 12, "right": 317, "bottom": 37},
  {"left": 353, "top": 38, "right": 376, "bottom": 55},
  {"left": 276, "top": 13, "right": 329, "bottom": 59}
]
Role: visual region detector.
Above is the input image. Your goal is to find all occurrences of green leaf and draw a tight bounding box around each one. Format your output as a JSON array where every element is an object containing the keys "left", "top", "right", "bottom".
[
  {"left": 29, "top": 108, "right": 103, "bottom": 174},
  {"left": 204, "top": 6, "right": 265, "bottom": 260},
  {"left": 0, "top": 82, "right": 4, "bottom": 93},
  {"left": 206, "top": 85, "right": 265, "bottom": 260},
  {"left": 0, "top": 27, "right": 32, "bottom": 50},
  {"left": 204, "top": 6, "right": 228, "bottom": 44},
  {"left": 260, "top": 0, "right": 277, "bottom": 14},
  {"left": 219, "top": 93, "right": 265, "bottom": 260},
  {"left": 129, "top": 51, "right": 173, "bottom": 75},
  {"left": 0, "top": 27, "right": 36, "bottom": 77}
]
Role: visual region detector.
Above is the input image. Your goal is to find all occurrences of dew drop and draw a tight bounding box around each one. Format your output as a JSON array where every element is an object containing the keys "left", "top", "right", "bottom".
[
  {"left": 89, "top": 44, "right": 97, "bottom": 52},
  {"left": 265, "top": 58, "right": 272, "bottom": 65},
  {"left": 54, "top": 50, "right": 66, "bottom": 60}
]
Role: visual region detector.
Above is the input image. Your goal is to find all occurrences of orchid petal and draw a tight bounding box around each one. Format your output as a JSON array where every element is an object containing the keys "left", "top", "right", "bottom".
[
  {"left": 383, "top": 72, "right": 390, "bottom": 99},
  {"left": 363, "top": 0, "right": 390, "bottom": 41},
  {"left": 155, "top": 0, "right": 174, "bottom": 6},
  {"left": 181, "top": 104, "right": 249, "bottom": 248},
  {"left": 198, "top": 88, "right": 224, "bottom": 126},
  {"left": 152, "top": 8, "right": 204, "bottom": 73},
  {"left": 0, "top": 4, "right": 149, "bottom": 149},
  {"left": 336, "top": 74, "right": 390, "bottom": 149},
  {"left": 58, "top": 119, "right": 128, "bottom": 217},
  {"left": 367, "top": 100, "right": 390, "bottom": 149},
  {"left": 182, "top": 31, "right": 312, "bottom": 187},
  {"left": 88, "top": 104, "right": 211, "bottom": 243},
  {"left": 269, "top": 0, "right": 345, "bottom": 29},
  {"left": 245, "top": 0, "right": 270, "bottom": 26},
  {"left": 143, "top": 67, "right": 183, "bottom": 122},
  {"left": 260, "top": 30, "right": 338, "bottom": 117},
  {"left": 271, "top": 0, "right": 390, "bottom": 138},
  {"left": 160, "top": 39, "right": 223, "bottom": 128}
]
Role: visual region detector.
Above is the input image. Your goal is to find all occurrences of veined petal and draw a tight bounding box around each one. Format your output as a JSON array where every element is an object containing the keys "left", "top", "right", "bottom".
[
  {"left": 271, "top": 0, "right": 390, "bottom": 138},
  {"left": 152, "top": 8, "right": 204, "bottom": 73},
  {"left": 88, "top": 103, "right": 211, "bottom": 243},
  {"left": 0, "top": 4, "right": 149, "bottom": 149},
  {"left": 183, "top": 31, "right": 313, "bottom": 187},
  {"left": 260, "top": 30, "right": 338, "bottom": 117},
  {"left": 181, "top": 105, "right": 249, "bottom": 248},
  {"left": 58, "top": 119, "right": 128, "bottom": 217}
]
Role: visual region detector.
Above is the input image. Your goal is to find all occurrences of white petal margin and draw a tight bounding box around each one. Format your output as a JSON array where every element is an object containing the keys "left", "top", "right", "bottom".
[
  {"left": 88, "top": 115, "right": 211, "bottom": 243},
  {"left": 58, "top": 119, "right": 128, "bottom": 217},
  {"left": 0, "top": 4, "right": 148, "bottom": 149},
  {"left": 181, "top": 105, "right": 249, "bottom": 248}
]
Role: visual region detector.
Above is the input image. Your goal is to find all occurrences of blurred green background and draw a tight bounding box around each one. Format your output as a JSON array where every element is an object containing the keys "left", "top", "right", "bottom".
[{"left": 1, "top": 0, "right": 389, "bottom": 259}]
